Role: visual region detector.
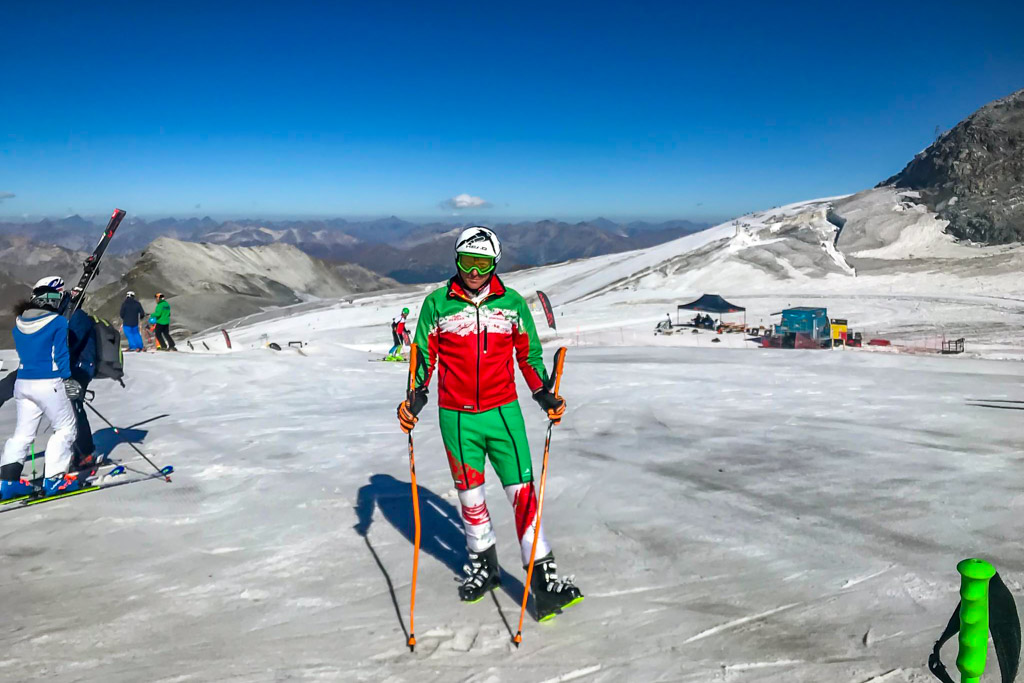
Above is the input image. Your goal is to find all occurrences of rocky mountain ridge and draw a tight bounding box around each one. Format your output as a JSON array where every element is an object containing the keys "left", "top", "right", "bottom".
[{"left": 881, "top": 88, "right": 1024, "bottom": 244}]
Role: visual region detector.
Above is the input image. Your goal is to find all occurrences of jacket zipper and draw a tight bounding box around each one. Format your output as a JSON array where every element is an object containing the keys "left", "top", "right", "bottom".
[
  {"left": 454, "top": 284, "right": 498, "bottom": 412},
  {"left": 475, "top": 306, "right": 481, "bottom": 409}
]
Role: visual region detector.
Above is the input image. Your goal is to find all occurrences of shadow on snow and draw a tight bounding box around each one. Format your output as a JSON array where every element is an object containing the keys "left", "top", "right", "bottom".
[{"left": 354, "top": 473, "right": 530, "bottom": 637}]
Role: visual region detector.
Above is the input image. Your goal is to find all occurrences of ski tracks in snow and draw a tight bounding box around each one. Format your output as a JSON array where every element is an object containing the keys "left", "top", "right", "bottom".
[
  {"left": 841, "top": 564, "right": 894, "bottom": 590},
  {"left": 857, "top": 668, "right": 910, "bottom": 682},
  {"left": 537, "top": 664, "right": 603, "bottom": 682},
  {"left": 682, "top": 602, "right": 802, "bottom": 644}
]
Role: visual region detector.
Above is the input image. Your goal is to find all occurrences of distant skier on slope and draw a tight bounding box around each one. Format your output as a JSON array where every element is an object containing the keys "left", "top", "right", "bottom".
[
  {"left": 151, "top": 293, "right": 176, "bottom": 351},
  {"left": 387, "top": 308, "right": 410, "bottom": 361},
  {"left": 0, "top": 277, "right": 81, "bottom": 499},
  {"left": 119, "top": 291, "right": 146, "bottom": 352},
  {"left": 396, "top": 226, "right": 583, "bottom": 621}
]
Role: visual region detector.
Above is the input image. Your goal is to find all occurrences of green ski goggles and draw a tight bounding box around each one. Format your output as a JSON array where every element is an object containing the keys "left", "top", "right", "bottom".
[{"left": 456, "top": 253, "right": 496, "bottom": 275}]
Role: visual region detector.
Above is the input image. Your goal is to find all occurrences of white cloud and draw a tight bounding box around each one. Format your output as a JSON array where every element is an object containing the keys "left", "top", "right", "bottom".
[
  {"left": 444, "top": 193, "right": 491, "bottom": 210},
  {"left": 0, "top": 192, "right": 14, "bottom": 203}
]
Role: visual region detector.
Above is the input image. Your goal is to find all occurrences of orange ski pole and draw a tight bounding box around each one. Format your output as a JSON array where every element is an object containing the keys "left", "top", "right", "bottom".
[
  {"left": 514, "top": 346, "right": 567, "bottom": 647},
  {"left": 406, "top": 344, "right": 421, "bottom": 652}
]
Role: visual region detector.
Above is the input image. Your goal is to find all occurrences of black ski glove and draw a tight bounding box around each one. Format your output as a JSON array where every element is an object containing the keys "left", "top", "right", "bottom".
[
  {"left": 408, "top": 386, "right": 428, "bottom": 416},
  {"left": 64, "top": 378, "right": 83, "bottom": 401},
  {"left": 532, "top": 388, "right": 566, "bottom": 424},
  {"left": 397, "top": 386, "right": 429, "bottom": 433}
]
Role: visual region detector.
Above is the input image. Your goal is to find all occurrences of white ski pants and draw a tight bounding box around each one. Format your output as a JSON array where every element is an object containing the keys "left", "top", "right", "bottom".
[
  {"left": 458, "top": 483, "right": 550, "bottom": 567},
  {"left": 1, "top": 378, "right": 77, "bottom": 478}
]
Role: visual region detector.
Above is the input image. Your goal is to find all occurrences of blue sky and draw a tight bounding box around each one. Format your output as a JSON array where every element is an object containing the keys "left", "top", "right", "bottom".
[{"left": 1, "top": 1, "right": 1022, "bottom": 222}]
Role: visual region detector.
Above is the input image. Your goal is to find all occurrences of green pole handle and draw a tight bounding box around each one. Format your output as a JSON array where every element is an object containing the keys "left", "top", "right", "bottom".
[{"left": 956, "top": 558, "right": 996, "bottom": 683}]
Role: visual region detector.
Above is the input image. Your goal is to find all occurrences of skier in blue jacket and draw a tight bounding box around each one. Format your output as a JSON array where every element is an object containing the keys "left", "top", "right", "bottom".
[
  {"left": 119, "top": 291, "right": 146, "bottom": 351},
  {"left": 0, "top": 276, "right": 81, "bottom": 499}
]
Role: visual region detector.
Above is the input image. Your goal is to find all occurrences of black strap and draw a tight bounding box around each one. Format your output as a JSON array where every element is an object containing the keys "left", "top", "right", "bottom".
[
  {"left": 929, "top": 605, "right": 961, "bottom": 683},
  {"left": 991, "top": 574, "right": 1022, "bottom": 683},
  {"left": 929, "top": 572, "right": 1020, "bottom": 682}
]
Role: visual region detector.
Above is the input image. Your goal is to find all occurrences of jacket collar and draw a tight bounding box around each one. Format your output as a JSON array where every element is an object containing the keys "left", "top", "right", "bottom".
[
  {"left": 16, "top": 309, "right": 59, "bottom": 335},
  {"left": 447, "top": 274, "right": 506, "bottom": 304}
]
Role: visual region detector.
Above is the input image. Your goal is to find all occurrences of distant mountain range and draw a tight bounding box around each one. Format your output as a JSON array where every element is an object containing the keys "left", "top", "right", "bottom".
[
  {"left": 88, "top": 238, "right": 396, "bottom": 337},
  {"left": 0, "top": 235, "right": 134, "bottom": 344},
  {"left": 0, "top": 216, "right": 712, "bottom": 284}
]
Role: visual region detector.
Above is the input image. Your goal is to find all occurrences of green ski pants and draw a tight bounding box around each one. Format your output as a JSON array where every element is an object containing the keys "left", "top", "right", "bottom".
[{"left": 439, "top": 400, "right": 533, "bottom": 490}]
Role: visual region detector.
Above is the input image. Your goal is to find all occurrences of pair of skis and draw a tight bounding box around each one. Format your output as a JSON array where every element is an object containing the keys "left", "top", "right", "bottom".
[
  {"left": 403, "top": 343, "right": 567, "bottom": 652},
  {"left": 66, "top": 208, "right": 127, "bottom": 317},
  {"left": 0, "top": 464, "right": 175, "bottom": 514},
  {"left": 2, "top": 399, "right": 174, "bottom": 512}
]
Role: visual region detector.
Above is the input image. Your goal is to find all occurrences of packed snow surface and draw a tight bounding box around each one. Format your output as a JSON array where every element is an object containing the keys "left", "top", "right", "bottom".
[{"left": 2, "top": 192, "right": 1024, "bottom": 682}]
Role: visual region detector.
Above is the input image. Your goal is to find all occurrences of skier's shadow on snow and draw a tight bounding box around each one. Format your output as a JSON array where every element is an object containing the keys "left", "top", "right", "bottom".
[
  {"left": 92, "top": 427, "right": 148, "bottom": 460},
  {"left": 25, "top": 423, "right": 158, "bottom": 465},
  {"left": 354, "top": 474, "right": 528, "bottom": 637},
  {"left": 92, "top": 413, "right": 167, "bottom": 460}
]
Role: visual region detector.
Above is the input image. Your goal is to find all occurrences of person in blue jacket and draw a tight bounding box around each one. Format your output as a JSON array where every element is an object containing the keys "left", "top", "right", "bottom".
[
  {"left": 0, "top": 276, "right": 80, "bottom": 499},
  {"left": 66, "top": 285, "right": 98, "bottom": 468},
  {"left": 119, "top": 291, "right": 146, "bottom": 352}
]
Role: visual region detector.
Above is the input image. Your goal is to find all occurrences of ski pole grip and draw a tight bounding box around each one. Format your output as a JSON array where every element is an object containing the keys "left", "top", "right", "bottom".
[
  {"left": 956, "top": 558, "right": 996, "bottom": 683},
  {"left": 551, "top": 347, "right": 566, "bottom": 396}
]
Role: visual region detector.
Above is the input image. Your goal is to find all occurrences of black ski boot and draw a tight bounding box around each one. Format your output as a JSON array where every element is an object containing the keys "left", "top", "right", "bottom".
[
  {"left": 458, "top": 545, "right": 501, "bottom": 603},
  {"left": 530, "top": 553, "right": 583, "bottom": 621}
]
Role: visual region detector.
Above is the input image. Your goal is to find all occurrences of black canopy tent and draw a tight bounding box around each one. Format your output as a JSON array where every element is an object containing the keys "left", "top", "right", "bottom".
[{"left": 676, "top": 294, "right": 746, "bottom": 327}]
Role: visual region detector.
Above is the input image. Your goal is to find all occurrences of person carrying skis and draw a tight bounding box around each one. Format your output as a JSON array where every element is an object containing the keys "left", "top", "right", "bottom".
[
  {"left": 387, "top": 308, "right": 410, "bottom": 361},
  {"left": 151, "top": 293, "right": 176, "bottom": 351},
  {"left": 119, "top": 291, "right": 146, "bottom": 352},
  {"left": 396, "top": 226, "right": 583, "bottom": 621},
  {"left": 0, "top": 277, "right": 81, "bottom": 499},
  {"left": 65, "top": 286, "right": 99, "bottom": 468}
]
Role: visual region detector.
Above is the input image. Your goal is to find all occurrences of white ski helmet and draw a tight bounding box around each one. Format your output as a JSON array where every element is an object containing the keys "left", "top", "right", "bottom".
[
  {"left": 454, "top": 226, "right": 501, "bottom": 263},
  {"left": 30, "top": 275, "right": 66, "bottom": 311},
  {"left": 33, "top": 275, "right": 65, "bottom": 293}
]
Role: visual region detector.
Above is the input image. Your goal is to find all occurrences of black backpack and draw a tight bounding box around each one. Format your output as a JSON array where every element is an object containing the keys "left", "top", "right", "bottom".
[{"left": 91, "top": 316, "right": 125, "bottom": 386}]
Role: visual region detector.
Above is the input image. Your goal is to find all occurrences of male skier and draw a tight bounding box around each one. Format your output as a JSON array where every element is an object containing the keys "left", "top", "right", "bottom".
[{"left": 397, "top": 226, "right": 583, "bottom": 621}]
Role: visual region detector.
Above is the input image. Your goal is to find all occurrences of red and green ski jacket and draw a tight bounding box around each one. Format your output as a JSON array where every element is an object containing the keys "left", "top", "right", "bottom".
[{"left": 412, "top": 275, "right": 550, "bottom": 413}]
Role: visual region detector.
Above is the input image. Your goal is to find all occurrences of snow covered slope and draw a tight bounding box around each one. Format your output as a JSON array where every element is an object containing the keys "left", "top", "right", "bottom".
[
  {"left": 2, "top": 304, "right": 1022, "bottom": 682},
  {"left": 501, "top": 188, "right": 1024, "bottom": 305},
  {"left": 2, "top": 191, "right": 1024, "bottom": 682}
]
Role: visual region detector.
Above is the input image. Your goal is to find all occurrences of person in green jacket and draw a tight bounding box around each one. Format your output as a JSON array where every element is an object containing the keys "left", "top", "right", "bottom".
[{"left": 151, "top": 293, "right": 176, "bottom": 351}]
